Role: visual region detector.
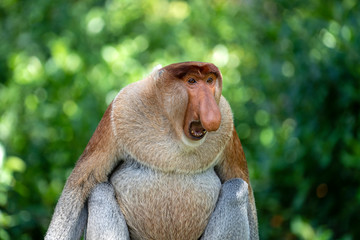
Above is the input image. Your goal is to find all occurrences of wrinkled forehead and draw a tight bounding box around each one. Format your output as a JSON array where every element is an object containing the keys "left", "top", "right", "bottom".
[{"left": 162, "top": 62, "right": 221, "bottom": 80}]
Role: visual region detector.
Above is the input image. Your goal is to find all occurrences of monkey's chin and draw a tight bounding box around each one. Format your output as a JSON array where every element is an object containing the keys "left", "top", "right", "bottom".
[{"left": 181, "top": 133, "right": 207, "bottom": 148}]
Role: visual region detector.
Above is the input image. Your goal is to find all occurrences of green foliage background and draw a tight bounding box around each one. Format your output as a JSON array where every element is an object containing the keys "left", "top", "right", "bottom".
[{"left": 0, "top": 0, "right": 359, "bottom": 239}]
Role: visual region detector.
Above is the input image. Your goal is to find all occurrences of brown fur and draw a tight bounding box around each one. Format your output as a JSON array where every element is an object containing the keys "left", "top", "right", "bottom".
[
  {"left": 46, "top": 62, "right": 257, "bottom": 240},
  {"left": 216, "top": 129, "right": 249, "bottom": 183},
  {"left": 66, "top": 102, "right": 120, "bottom": 199}
]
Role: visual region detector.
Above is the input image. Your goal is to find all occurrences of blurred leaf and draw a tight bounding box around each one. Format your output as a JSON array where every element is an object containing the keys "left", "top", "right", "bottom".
[{"left": 0, "top": 0, "right": 359, "bottom": 239}]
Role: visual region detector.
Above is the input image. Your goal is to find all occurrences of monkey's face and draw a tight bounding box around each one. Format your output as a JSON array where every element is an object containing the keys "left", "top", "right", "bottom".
[{"left": 160, "top": 62, "right": 223, "bottom": 146}]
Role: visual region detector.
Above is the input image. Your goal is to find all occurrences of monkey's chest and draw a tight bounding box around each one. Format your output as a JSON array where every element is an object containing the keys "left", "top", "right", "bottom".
[{"left": 110, "top": 162, "right": 221, "bottom": 240}]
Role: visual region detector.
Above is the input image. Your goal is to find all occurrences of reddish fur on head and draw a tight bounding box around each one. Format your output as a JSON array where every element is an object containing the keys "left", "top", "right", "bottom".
[{"left": 162, "top": 62, "right": 223, "bottom": 141}]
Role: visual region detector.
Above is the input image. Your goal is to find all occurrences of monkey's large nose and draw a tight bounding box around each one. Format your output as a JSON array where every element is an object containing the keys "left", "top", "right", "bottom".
[
  {"left": 199, "top": 89, "right": 221, "bottom": 132},
  {"left": 199, "top": 106, "right": 221, "bottom": 132},
  {"left": 183, "top": 85, "right": 222, "bottom": 141}
]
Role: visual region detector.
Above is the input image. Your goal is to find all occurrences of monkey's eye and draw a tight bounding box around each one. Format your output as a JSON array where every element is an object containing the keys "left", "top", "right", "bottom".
[
  {"left": 207, "top": 77, "right": 214, "bottom": 84},
  {"left": 187, "top": 78, "right": 197, "bottom": 84}
]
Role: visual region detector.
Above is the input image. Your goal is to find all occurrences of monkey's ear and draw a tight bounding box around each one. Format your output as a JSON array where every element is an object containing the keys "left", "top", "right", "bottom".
[
  {"left": 152, "top": 64, "right": 163, "bottom": 76},
  {"left": 150, "top": 64, "right": 164, "bottom": 81},
  {"left": 216, "top": 127, "right": 249, "bottom": 184}
]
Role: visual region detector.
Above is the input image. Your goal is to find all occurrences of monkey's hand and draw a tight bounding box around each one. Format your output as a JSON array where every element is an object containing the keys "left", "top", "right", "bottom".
[
  {"left": 86, "top": 183, "right": 130, "bottom": 240},
  {"left": 201, "top": 178, "right": 257, "bottom": 240}
]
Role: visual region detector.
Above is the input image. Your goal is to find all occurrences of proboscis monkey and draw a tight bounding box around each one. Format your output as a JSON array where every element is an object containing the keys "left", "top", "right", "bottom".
[{"left": 45, "top": 62, "right": 259, "bottom": 240}]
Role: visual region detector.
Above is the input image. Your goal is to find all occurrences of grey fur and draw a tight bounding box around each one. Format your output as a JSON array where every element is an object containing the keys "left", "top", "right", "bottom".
[
  {"left": 86, "top": 183, "right": 130, "bottom": 240},
  {"left": 45, "top": 187, "right": 88, "bottom": 240},
  {"left": 201, "top": 178, "right": 252, "bottom": 240},
  {"left": 85, "top": 179, "right": 257, "bottom": 240},
  {"left": 247, "top": 188, "right": 259, "bottom": 240}
]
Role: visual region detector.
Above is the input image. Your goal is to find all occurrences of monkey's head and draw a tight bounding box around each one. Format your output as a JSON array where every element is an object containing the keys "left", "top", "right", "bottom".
[
  {"left": 114, "top": 61, "right": 231, "bottom": 171},
  {"left": 158, "top": 62, "right": 223, "bottom": 146}
]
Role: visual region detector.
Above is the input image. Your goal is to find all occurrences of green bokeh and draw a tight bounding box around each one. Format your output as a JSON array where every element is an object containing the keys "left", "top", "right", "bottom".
[{"left": 1, "top": 0, "right": 359, "bottom": 239}]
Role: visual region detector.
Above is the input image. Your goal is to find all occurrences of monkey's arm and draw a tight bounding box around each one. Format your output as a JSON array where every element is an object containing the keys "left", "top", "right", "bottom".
[
  {"left": 214, "top": 128, "right": 259, "bottom": 240},
  {"left": 86, "top": 182, "right": 130, "bottom": 240},
  {"left": 201, "top": 178, "right": 250, "bottom": 240},
  {"left": 45, "top": 102, "right": 122, "bottom": 240}
]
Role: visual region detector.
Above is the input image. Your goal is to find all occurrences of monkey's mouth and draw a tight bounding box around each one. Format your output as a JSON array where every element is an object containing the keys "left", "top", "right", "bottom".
[{"left": 189, "top": 121, "right": 207, "bottom": 139}]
